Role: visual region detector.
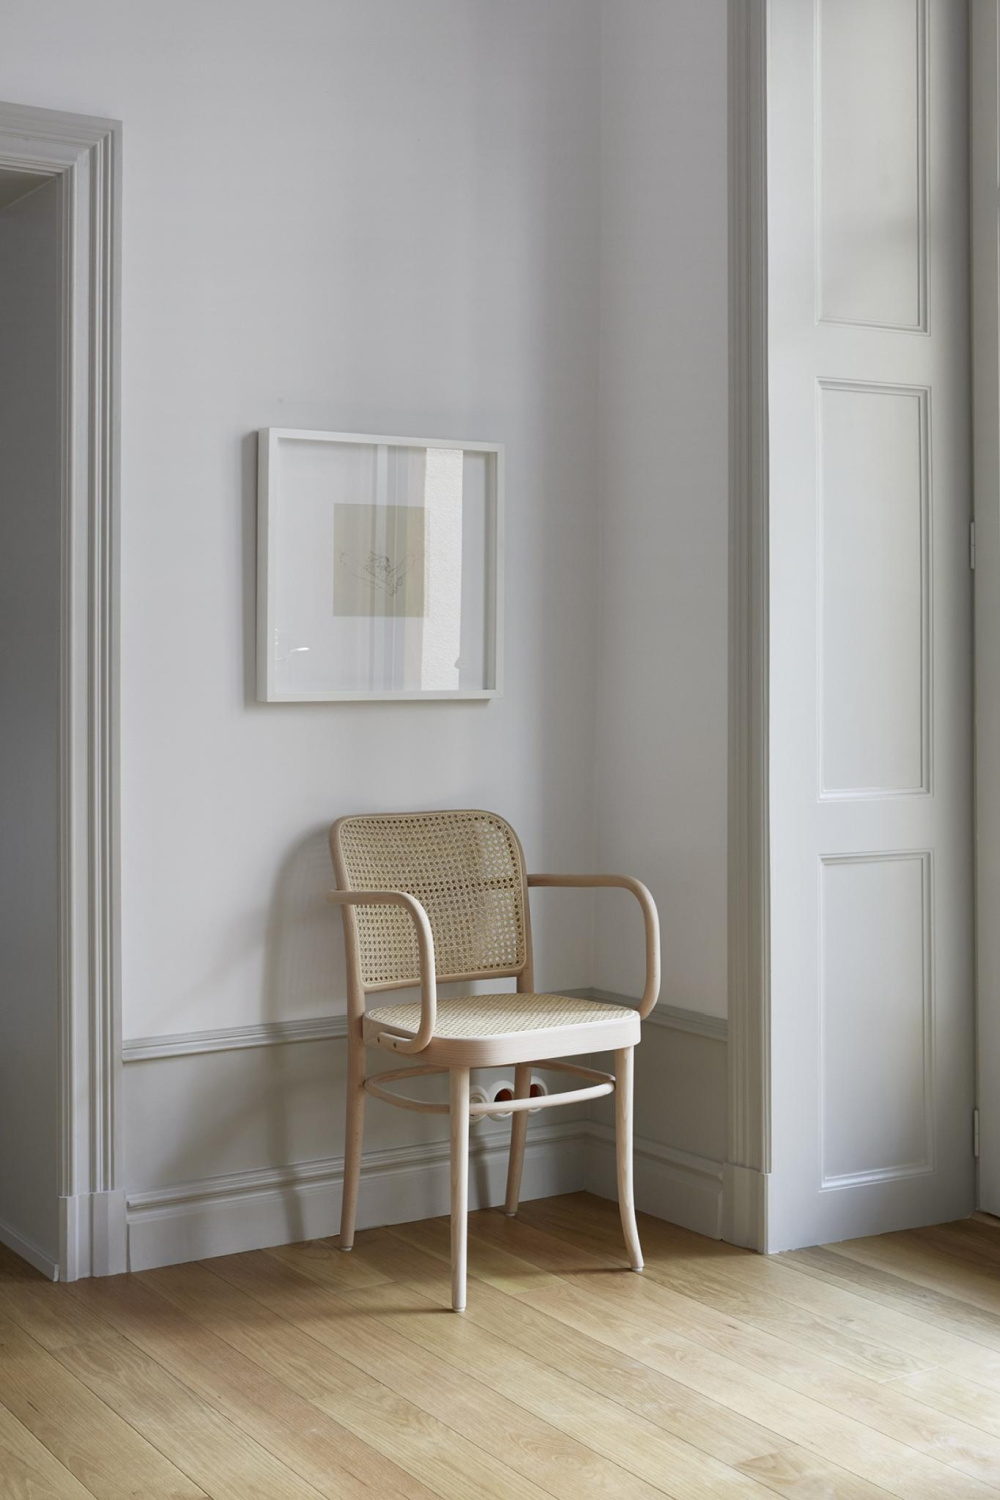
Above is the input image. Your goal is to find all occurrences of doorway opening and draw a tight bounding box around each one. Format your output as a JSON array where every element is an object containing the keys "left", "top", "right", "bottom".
[
  {"left": 0, "top": 167, "right": 63, "bottom": 1275},
  {"left": 0, "top": 104, "right": 122, "bottom": 1280}
]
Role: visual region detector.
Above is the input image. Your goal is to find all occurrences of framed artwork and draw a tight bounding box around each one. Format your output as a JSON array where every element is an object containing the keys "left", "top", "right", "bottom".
[{"left": 256, "top": 429, "right": 504, "bottom": 701}]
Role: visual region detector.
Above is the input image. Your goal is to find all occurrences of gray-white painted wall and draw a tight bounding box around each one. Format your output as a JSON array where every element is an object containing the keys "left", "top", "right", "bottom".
[
  {"left": 594, "top": 0, "right": 730, "bottom": 1023},
  {"left": 0, "top": 174, "right": 62, "bottom": 1268},
  {"left": 0, "top": 0, "right": 729, "bottom": 1270}
]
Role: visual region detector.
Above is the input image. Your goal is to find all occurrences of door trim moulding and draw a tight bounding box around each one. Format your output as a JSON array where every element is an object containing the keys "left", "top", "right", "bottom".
[
  {"left": 971, "top": 0, "right": 1000, "bottom": 1214},
  {"left": 726, "top": 0, "right": 771, "bottom": 1250},
  {"left": 0, "top": 102, "right": 124, "bottom": 1279}
]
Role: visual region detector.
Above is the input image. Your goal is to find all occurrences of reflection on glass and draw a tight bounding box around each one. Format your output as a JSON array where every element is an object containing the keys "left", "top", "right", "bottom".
[{"left": 421, "top": 447, "right": 463, "bottom": 690}]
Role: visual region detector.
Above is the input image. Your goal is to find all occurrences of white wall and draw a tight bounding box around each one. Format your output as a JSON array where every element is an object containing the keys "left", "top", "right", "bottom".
[
  {"left": 0, "top": 0, "right": 731, "bottom": 1265},
  {"left": 0, "top": 175, "right": 62, "bottom": 1270},
  {"left": 594, "top": 0, "right": 730, "bottom": 1021},
  {"left": 0, "top": 0, "right": 606, "bottom": 1034},
  {"left": 0, "top": 0, "right": 606, "bottom": 1226}
]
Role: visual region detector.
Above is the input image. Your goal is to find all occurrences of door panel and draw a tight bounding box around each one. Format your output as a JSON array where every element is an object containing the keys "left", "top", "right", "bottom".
[
  {"left": 818, "top": 381, "right": 928, "bottom": 796},
  {"left": 767, "top": 0, "right": 974, "bottom": 1250}
]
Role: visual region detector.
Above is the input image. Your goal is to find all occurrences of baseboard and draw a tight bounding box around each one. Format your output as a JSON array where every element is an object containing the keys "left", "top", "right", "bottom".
[
  {"left": 0, "top": 1216, "right": 58, "bottom": 1281},
  {"left": 584, "top": 1122, "right": 724, "bottom": 1240},
  {"left": 126, "top": 1119, "right": 586, "bottom": 1272}
]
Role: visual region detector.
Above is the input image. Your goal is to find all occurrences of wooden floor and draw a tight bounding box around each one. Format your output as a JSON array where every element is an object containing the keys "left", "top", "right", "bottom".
[{"left": 6, "top": 1199, "right": 1000, "bottom": 1499}]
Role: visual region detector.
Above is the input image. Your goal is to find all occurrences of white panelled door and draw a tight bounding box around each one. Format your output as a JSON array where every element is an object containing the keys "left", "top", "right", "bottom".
[{"left": 767, "top": 0, "right": 974, "bottom": 1250}]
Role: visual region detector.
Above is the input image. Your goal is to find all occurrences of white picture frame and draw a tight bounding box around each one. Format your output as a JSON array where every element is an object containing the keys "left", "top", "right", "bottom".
[{"left": 256, "top": 428, "right": 504, "bottom": 702}]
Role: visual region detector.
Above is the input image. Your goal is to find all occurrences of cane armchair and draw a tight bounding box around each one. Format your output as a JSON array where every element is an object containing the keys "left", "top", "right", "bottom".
[{"left": 328, "top": 808, "right": 660, "bottom": 1311}]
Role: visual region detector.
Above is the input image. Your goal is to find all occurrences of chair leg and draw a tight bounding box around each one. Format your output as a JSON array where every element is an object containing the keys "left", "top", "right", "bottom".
[
  {"left": 504, "top": 1062, "right": 532, "bottom": 1216},
  {"left": 340, "top": 1030, "right": 365, "bottom": 1251},
  {"left": 614, "top": 1046, "right": 643, "bottom": 1271},
  {"left": 450, "top": 1066, "right": 471, "bottom": 1311}
]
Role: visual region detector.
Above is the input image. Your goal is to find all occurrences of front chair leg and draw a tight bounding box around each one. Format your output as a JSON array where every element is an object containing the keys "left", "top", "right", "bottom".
[
  {"left": 614, "top": 1046, "right": 643, "bottom": 1271},
  {"left": 450, "top": 1067, "right": 471, "bottom": 1311},
  {"left": 340, "top": 1029, "right": 365, "bottom": 1251}
]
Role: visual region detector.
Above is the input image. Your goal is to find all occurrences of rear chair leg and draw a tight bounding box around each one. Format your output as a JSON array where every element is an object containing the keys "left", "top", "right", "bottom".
[
  {"left": 450, "top": 1067, "right": 471, "bottom": 1310},
  {"left": 504, "top": 1062, "right": 532, "bottom": 1216},
  {"left": 614, "top": 1046, "right": 643, "bottom": 1270}
]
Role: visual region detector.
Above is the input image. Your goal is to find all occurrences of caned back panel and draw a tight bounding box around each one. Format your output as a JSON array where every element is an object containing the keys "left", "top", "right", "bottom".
[{"left": 332, "top": 810, "right": 530, "bottom": 989}]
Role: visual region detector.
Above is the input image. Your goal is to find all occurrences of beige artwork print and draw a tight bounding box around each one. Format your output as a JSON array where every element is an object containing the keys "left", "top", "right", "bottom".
[{"left": 334, "top": 502, "right": 426, "bottom": 617}]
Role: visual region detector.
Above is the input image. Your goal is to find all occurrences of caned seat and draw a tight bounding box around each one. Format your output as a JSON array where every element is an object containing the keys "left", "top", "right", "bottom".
[
  {"left": 365, "top": 992, "right": 640, "bottom": 1064},
  {"left": 328, "top": 808, "right": 660, "bottom": 1311}
]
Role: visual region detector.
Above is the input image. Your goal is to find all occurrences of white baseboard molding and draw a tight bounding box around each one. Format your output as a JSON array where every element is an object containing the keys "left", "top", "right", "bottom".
[
  {"left": 584, "top": 1122, "right": 724, "bottom": 1240},
  {"left": 0, "top": 1216, "right": 59, "bottom": 1281},
  {"left": 127, "top": 1119, "right": 587, "bottom": 1272}
]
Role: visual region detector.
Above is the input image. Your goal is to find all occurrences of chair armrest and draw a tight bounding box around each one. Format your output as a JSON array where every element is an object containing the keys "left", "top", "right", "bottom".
[
  {"left": 326, "top": 889, "right": 437, "bottom": 1053},
  {"left": 527, "top": 873, "right": 661, "bottom": 1019}
]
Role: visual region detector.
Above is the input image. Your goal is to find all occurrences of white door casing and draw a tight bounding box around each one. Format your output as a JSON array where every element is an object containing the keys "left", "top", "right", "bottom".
[
  {"left": 972, "top": 0, "right": 1000, "bottom": 1217},
  {"left": 0, "top": 103, "right": 123, "bottom": 1279},
  {"left": 726, "top": 0, "right": 771, "bottom": 1251},
  {"left": 766, "top": 0, "right": 975, "bottom": 1249}
]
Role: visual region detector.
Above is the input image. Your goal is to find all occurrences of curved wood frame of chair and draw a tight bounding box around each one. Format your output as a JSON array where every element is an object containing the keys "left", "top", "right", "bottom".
[{"left": 328, "top": 810, "right": 660, "bottom": 1311}]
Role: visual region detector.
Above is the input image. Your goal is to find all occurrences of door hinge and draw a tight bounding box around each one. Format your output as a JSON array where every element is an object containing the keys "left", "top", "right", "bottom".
[
  {"left": 975, "top": 1107, "right": 981, "bottom": 1159},
  {"left": 971, "top": 520, "right": 977, "bottom": 570}
]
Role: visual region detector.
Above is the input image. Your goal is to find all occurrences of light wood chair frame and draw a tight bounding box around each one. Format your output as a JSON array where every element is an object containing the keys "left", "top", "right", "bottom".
[{"left": 328, "top": 810, "right": 660, "bottom": 1311}]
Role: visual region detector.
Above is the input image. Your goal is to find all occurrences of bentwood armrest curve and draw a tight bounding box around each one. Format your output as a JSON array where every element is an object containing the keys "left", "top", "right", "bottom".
[
  {"left": 526, "top": 873, "right": 661, "bottom": 1019},
  {"left": 326, "top": 888, "right": 437, "bottom": 1052}
]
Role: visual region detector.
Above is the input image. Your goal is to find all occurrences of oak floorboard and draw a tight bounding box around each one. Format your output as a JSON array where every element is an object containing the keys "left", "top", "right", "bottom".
[
  {"left": 143, "top": 1256, "right": 650, "bottom": 1500},
  {"left": 506, "top": 1205, "right": 936, "bottom": 1383},
  {"left": 391, "top": 1208, "right": 1000, "bottom": 1500},
  {"left": 512, "top": 1203, "right": 1000, "bottom": 1490},
  {"left": 148, "top": 1251, "right": 571, "bottom": 1500},
  {"left": 0, "top": 1312, "right": 207, "bottom": 1500},
  {"left": 64, "top": 1270, "right": 409, "bottom": 1500},
  {"left": 215, "top": 1246, "right": 766, "bottom": 1500},
  {"left": 344, "top": 1246, "right": 891, "bottom": 1500},
  {"left": 7, "top": 1196, "right": 1000, "bottom": 1500},
  {"left": 829, "top": 1233, "right": 1000, "bottom": 1318},
  {"left": 52, "top": 1330, "right": 334, "bottom": 1500},
  {"left": 779, "top": 1244, "right": 1000, "bottom": 1349},
  {"left": 347, "top": 1223, "right": 893, "bottom": 1499},
  {"left": 909, "top": 1221, "right": 1000, "bottom": 1274},
  {"left": 0, "top": 1404, "right": 101, "bottom": 1500}
]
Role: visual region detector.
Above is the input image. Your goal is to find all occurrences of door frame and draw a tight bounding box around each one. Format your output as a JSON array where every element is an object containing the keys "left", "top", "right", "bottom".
[
  {"left": 971, "top": 0, "right": 1000, "bottom": 1215},
  {"left": 726, "top": 0, "right": 771, "bottom": 1251},
  {"left": 0, "top": 102, "right": 123, "bottom": 1278},
  {"left": 729, "top": 0, "right": 985, "bottom": 1249}
]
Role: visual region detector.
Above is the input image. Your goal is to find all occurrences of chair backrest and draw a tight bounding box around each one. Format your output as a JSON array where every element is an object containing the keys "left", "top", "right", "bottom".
[{"left": 330, "top": 809, "right": 532, "bottom": 991}]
